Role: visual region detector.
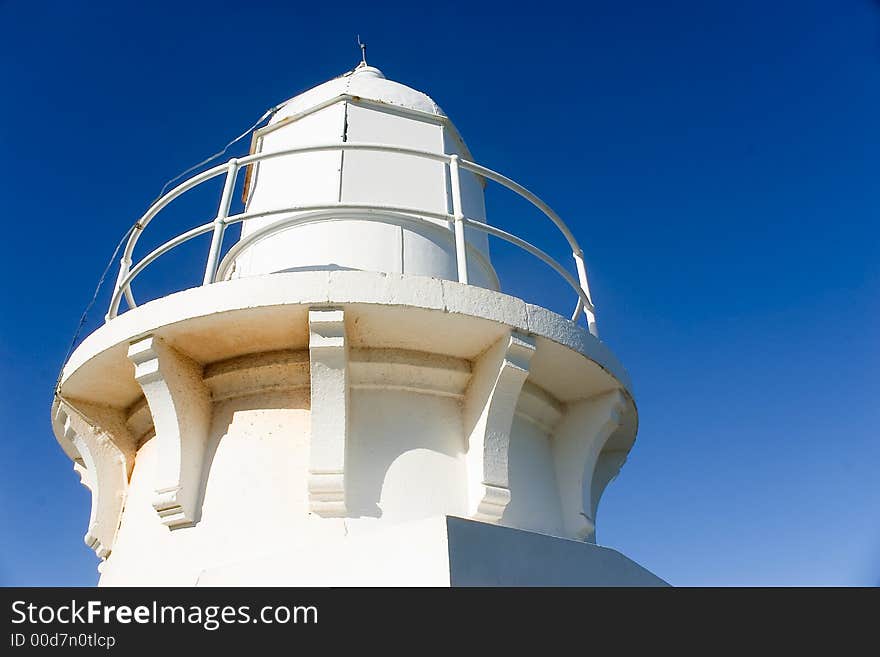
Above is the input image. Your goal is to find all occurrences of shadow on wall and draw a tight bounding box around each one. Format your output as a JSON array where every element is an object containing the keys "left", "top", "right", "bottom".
[
  {"left": 346, "top": 389, "right": 467, "bottom": 520},
  {"left": 197, "top": 388, "right": 467, "bottom": 525}
]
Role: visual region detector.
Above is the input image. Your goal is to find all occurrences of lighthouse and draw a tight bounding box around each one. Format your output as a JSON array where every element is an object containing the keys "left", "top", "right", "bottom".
[{"left": 51, "top": 61, "right": 665, "bottom": 586}]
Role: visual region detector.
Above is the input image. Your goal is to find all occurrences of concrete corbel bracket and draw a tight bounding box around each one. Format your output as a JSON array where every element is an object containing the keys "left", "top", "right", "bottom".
[
  {"left": 590, "top": 448, "right": 630, "bottom": 525},
  {"left": 464, "top": 331, "right": 536, "bottom": 523},
  {"left": 308, "top": 308, "right": 349, "bottom": 517},
  {"left": 127, "top": 335, "right": 211, "bottom": 529},
  {"left": 552, "top": 389, "right": 627, "bottom": 541},
  {"left": 56, "top": 401, "right": 132, "bottom": 559}
]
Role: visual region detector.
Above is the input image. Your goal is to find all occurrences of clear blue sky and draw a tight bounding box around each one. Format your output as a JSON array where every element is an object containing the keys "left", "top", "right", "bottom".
[{"left": 1, "top": 0, "right": 877, "bottom": 586}]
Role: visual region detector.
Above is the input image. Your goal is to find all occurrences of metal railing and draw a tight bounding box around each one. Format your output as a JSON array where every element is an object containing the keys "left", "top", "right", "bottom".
[{"left": 107, "top": 143, "right": 599, "bottom": 336}]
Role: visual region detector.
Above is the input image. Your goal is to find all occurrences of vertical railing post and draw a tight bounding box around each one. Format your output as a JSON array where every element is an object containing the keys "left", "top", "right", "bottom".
[
  {"left": 573, "top": 249, "right": 599, "bottom": 337},
  {"left": 122, "top": 256, "right": 137, "bottom": 311},
  {"left": 106, "top": 257, "right": 130, "bottom": 321},
  {"left": 203, "top": 158, "right": 238, "bottom": 285},
  {"left": 449, "top": 154, "right": 469, "bottom": 285}
]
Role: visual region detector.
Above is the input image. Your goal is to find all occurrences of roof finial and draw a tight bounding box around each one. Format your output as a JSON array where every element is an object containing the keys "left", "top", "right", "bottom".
[{"left": 357, "top": 35, "right": 367, "bottom": 67}]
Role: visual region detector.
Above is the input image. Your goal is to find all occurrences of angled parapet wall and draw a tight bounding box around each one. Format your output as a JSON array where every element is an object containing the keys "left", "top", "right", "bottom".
[{"left": 445, "top": 517, "right": 666, "bottom": 587}]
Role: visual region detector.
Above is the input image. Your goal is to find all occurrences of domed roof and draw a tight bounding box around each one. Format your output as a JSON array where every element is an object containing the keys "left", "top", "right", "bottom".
[{"left": 271, "top": 64, "right": 445, "bottom": 123}]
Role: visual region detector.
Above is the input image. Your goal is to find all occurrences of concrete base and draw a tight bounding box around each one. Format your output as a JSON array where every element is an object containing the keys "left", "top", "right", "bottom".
[{"left": 191, "top": 516, "right": 666, "bottom": 587}]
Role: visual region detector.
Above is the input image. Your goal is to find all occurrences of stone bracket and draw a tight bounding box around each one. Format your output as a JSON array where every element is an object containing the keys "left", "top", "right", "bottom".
[
  {"left": 552, "top": 389, "right": 626, "bottom": 541},
  {"left": 590, "top": 449, "right": 630, "bottom": 525},
  {"left": 308, "top": 308, "right": 349, "bottom": 517},
  {"left": 54, "top": 400, "right": 133, "bottom": 559},
  {"left": 463, "top": 331, "right": 536, "bottom": 523},
  {"left": 128, "top": 335, "right": 211, "bottom": 529}
]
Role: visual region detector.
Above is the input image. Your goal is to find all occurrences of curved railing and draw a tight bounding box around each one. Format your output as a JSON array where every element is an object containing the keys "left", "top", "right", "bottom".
[{"left": 107, "top": 143, "right": 599, "bottom": 336}]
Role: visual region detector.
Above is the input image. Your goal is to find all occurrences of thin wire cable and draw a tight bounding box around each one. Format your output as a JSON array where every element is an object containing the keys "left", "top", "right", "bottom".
[
  {"left": 151, "top": 106, "right": 278, "bottom": 205},
  {"left": 53, "top": 223, "right": 136, "bottom": 397},
  {"left": 54, "top": 105, "right": 279, "bottom": 398}
]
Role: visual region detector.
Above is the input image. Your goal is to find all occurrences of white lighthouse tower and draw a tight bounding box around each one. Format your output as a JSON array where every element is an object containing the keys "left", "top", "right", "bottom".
[{"left": 51, "top": 61, "right": 665, "bottom": 586}]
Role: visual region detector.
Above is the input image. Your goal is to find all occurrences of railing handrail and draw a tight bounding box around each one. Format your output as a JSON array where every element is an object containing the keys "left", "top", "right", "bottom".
[
  {"left": 121, "top": 143, "right": 586, "bottom": 269},
  {"left": 108, "top": 142, "right": 599, "bottom": 336}
]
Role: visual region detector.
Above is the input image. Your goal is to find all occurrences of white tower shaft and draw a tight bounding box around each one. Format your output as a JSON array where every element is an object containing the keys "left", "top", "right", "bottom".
[{"left": 50, "top": 65, "right": 662, "bottom": 586}]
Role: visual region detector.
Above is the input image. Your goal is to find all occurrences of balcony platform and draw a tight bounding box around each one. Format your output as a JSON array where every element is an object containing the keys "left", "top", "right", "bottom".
[{"left": 59, "top": 270, "right": 632, "bottom": 412}]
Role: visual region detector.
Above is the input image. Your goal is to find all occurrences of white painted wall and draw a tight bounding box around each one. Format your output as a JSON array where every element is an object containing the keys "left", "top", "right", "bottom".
[
  {"left": 503, "top": 415, "right": 565, "bottom": 536},
  {"left": 99, "top": 351, "right": 592, "bottom": 585},
  {"left": 347, "top": 389, "right": 467, "bottom": 522},
  {"left": 196, "top": 516, "right": 667, "bottom": 587},
  {"left": 228, "top": 67, "right": 497, "bottom": 289},
  {"left": 100, "top": 392, "right": 321, "bottom": 586},
  {"left": 234, "top": 104, "right": 345, "bottom": 277}
]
